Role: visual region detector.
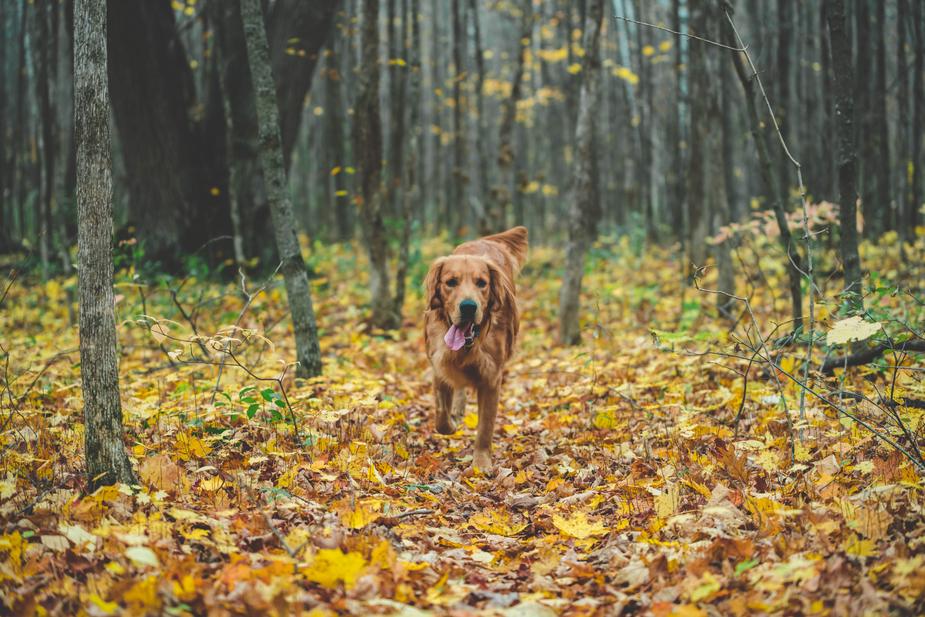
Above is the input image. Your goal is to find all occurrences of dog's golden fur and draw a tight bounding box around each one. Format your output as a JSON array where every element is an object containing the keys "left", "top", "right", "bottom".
[{"left": 423, "top": 226, "right": 528, "bottom": 473}]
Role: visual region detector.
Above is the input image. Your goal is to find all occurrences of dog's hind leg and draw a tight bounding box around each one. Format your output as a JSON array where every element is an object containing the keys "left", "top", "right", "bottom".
[{"left": 435, "top": 380, "right": 457, "bottom": 435}]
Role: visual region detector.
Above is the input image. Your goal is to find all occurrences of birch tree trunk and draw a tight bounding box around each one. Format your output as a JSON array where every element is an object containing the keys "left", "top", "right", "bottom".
[
  {"left": 240, "top": 0, "right": 323, "bottom": 377},
  {"left": 75, "top": 0, "right": 136, "bottom": 490},
  {"left": 826, "top": 0, "right": 863, "bottom": 297},
  {"left": 558, "top": 0, "right": 603, "bottom": 346}
]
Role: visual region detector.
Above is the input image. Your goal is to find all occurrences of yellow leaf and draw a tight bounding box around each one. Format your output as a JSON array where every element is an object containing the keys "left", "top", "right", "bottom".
[
  {"left": 125, "top": 546, "right": 160, "bottom": 569},
  {"left": 463, "top": 412, "right": 478, "bottom": 429},
  {"left": 330, "top": 166, "right": 342, "bottom": 176},
  {"left": 552, "top": 510, "right": 608, "bottom": 539},
  {"left": 659, "top": 40, "right": 673, "bottom": 52},
  {"left": 342, "top": 499, "right": 383, "bottom": 529},
  {"left": 302, "top": 549, "right": 367, "bottom": 589},
  {"left": 567, "top": 63, "right": 582, "bottom": 74},
  {"left": 842, "top": 533, "right": 878, "bottom": 558},
  {"left": 827, "top": 316, "right": 882, "bottom": 346},
  {"left": 642, "top": 44, "right": 655, "bottom": 57},
  {"left": 688, "top": 570, "right": 722, "bottom": 602},
  {"left": 612, "top": 65, "right": 639, "bottom": 86},
  {"left": 655, "top": 483, "right": 681, "bottom": 519},
  {"left": 200, "top": 477, "right": 225, "bottom": 491},
  {"left": 89, "top": 594, "right": 119, "bottom": 615},
  {"left": 176, "top": 433, "right": 211, "bottom": 461},
  {"left": 469, "top": 508, "right": 527, "bottom": 537}
]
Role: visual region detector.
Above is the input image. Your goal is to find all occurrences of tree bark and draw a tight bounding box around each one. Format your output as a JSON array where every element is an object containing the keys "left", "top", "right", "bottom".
[
  {"left": 558, "top": 0, "right": 603, "bottom": 346},
  {"left": 75, "top": 0, "right": 136, "bottom": 490},
  {"left": 241, "top": 0, "right": 323, "bottom": 377},
  {"left": 724, "top": 6, "right": 804, "bottom": 332},
  {"left": 450, "top": 0, "right": 468, "bottom": 231},
  {"left": 470, "top": 0, "right": 489, "bottom": 226},
  {"left": 324, "top": 36, "right": 352, "bottom": 241},
  {"left": 911, "top": 0, "right": 924, "bottom": 238},
  {"left": 394, "top": 0, "right": 421, "bottom": 318},
  {"left": 872, "top": 0, "right": 890, "bottom": 232},
  {"left": 32, "top": 0, "right": 54, "bottom": 279},
  {"left": 826, "top": 0, "right": 863, "bottom": 297},
  {"left": 354, "top": 0, "right": 399, "bottom": 329},
  {"left": 898, "top": 0, "right": 911, "bottom": 244},
  {"left": 687, "top": 0, "right": 731, "bottom": 287},
  {"left": 487, "top": 0, "right": 532, "bottom": 233}
]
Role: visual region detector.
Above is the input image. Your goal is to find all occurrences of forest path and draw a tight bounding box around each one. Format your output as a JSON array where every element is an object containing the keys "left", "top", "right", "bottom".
[{"left": 0, "top": 242, "right": 920, "bottom": 614}]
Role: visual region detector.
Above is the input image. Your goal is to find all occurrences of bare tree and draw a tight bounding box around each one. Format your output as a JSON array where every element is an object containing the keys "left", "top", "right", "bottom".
[
  {"left": 826, "top": 0, "right": 863, "bottom": 297},
  {"left": 75, "top": 0, "right": 136, "bottom": 490},
  {"left": 240, "top": 0, "right": 323, "bottom": 377},
  {"left": 558, "top": 0, "right": 604, "bottom": 346}
]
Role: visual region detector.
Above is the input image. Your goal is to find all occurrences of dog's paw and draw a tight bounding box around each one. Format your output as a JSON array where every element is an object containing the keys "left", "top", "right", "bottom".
[
  {"left": 435, "top": 415, "right": 457, "bottom": 435},
  {"left": 470, "top": 450, "right": 494, "bottom": 476}
]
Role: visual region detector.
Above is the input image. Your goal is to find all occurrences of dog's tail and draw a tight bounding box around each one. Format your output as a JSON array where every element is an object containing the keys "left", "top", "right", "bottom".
[{"left": 484, "top": 226, "right": 528, "bottom": 272}]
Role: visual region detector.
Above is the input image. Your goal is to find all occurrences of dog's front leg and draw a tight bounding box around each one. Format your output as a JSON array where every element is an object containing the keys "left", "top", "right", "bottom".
[
  {"left": 473, "top": 382, "right": 500, "bottom": 474},
  {"left": 434, "top": 379, "right": 456, "bottom": 435}
]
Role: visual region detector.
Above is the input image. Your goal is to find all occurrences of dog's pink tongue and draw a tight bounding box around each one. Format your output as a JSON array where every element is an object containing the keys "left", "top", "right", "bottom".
[{"left": 444, "top": 325, "right": 466, "bottom": 351}]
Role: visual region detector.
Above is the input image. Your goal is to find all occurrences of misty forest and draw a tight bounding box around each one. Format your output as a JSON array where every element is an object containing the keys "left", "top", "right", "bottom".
[{"left": 1, "top": 0, "right": 924, "bottom": 614}]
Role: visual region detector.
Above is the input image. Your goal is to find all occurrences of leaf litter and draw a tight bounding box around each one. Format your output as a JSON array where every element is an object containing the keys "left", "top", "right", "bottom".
[{"left": 0, "top": 237, "right": 923, "bottom": 615}]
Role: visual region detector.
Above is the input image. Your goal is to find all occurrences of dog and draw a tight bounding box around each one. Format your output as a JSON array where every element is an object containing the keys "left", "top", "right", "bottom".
[{"left": 423, "top": 226, "right": 528, "bottom": 474}]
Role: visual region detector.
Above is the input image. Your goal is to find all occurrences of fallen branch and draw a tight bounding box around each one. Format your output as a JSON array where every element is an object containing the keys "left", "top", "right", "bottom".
[{"left": 821, "top": 340, "right": 925, "bottom": 375}]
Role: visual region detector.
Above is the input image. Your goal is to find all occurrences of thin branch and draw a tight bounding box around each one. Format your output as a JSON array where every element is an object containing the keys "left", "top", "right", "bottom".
[{"left": 612, "top": 14, "right": 747, "bottom": 52}]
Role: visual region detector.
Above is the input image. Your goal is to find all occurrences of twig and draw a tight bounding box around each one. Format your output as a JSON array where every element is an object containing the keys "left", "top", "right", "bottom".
[
  {"left": 0, "top": 269, "right": 17, "bottom": 308},
  {"left": 210, "top": 263, "right": 282, "bottom": 406},
  {"left": 612, "top": 14, "right": 747, "bottom": 52}
]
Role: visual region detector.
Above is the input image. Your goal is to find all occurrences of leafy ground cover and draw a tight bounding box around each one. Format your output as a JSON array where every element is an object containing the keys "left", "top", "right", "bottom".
[{"left": 1, "top": 233, "right": 924, "bottom": 615}]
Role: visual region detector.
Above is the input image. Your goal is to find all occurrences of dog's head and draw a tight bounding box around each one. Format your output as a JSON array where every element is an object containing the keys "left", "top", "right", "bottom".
[{"left": 424, "top": 255, "right": 515, "bottom": 332}]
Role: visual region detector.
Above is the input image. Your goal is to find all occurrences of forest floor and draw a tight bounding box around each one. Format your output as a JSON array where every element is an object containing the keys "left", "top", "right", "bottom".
[{"left": 1, "top": 233, "right": 924, "bottom": 616}]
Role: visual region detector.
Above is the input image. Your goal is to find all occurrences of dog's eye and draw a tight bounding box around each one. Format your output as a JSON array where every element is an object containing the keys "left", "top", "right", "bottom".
[
  {"left": 476, "top": 279, "right": 487, "bottom": 289},
  {"left": 446, "top": 278, "right": 458, "bottom": 288}
]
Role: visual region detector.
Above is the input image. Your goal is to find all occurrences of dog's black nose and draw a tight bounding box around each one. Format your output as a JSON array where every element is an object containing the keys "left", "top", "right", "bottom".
[{"left": 459, "top": 299, "right": 477, "bottom": 318}]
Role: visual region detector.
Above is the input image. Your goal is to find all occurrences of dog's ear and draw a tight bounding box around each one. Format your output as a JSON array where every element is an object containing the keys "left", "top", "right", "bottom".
[
  {"left": 423, "top": 258, "right": 446, "bottom": 309},
  {"left": 487, "top": 261, "right": 516, "bottom": 315}
]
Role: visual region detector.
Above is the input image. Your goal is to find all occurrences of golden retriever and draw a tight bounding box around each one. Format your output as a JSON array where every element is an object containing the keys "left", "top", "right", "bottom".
[{"left": 423, "top": 226, "right": 528, "bottom": 473}]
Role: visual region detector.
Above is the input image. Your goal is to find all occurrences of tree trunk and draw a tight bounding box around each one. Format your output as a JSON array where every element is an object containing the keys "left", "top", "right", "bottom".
[
  {"left": 487, "top": 0, "right": 532, "bottom": 233},
  {"left": 826, "top": 0, "right": 863, "bottom": 297},
  {"left": 325, "top": 37, "right": 352, "bottom": 241},
  {"left": 776, "top": 0, "right": 792, "bottom": 205},
  {"left": 633, "top": 0, "right": 654, "bottom": 239},
  {"left": 386, "top": 0, "right": 408, "bottom": 218},
  {"left": 854, "top": 0, "right": 876, "bottom": 235},
  {"left": 898, "top": 0, "right": 911, "bottom": 244},
  {"left": 354, "top": 0, "right": 398, "bottom": 329},
  {"left": 0, "top": 2, "right": 8, "bottom": 251},
  {"left": 469, "top": 0, "right": 489, "bottom": 225},
  {"left": 32, "top": 0, "right": 54, "bottom": 279},
  {"left": 75, "top": 0, "right": 136, "bottom": 490},
  {"left": 394, "top": 0, "right": 421, "bottom": 318},
  {"left": 558, "top": 0, "right": 603, "bottom": 346},
  {"left": 872, "top": 0, "right": 890, "bottom": 232},
  {"left": 240, "top": 0, "right": 323, "bottom": 377},
  {"left": 724, "top": 7, "right": 804, "bottom": 332},
  {"left": 911, "top": 0, "right": 924, "bottom": 239},
  {"left": 450, "top": 0, "right": 468, "bottom": 232}
]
